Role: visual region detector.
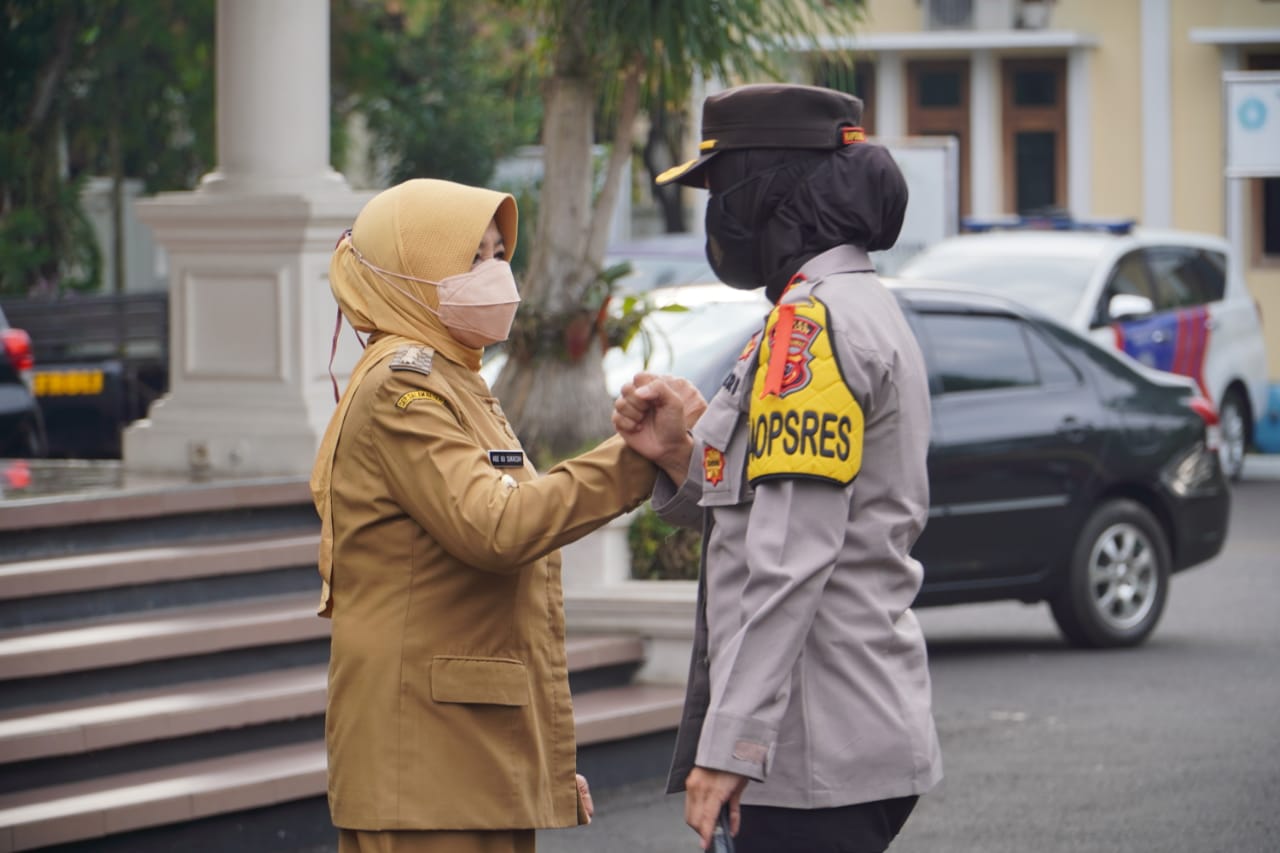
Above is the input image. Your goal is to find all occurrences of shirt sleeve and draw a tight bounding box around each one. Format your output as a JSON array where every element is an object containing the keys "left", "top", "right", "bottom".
[
  {"left": 650, "top": 451, "right": 705, "bottom": 530},
  {"left": 694, "top": 475, "right": 849, "bottom": 781},
  {"left": 370, "top": 370, "right": 657, "bottom": 573}
]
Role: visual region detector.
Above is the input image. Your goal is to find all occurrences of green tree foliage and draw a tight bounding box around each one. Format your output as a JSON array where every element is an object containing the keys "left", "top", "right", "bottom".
[
  {"left": 331, "top": 0, "right": 542, "bottom": 191},
  {"left": 2, "top": 0, "right": 539, "bottom": 298},
  {"left": 493, "top": 0, "right": 866, "bottom": 459},
  {"left": 0, "top": 0, "right": 214, "bottom": 297}
]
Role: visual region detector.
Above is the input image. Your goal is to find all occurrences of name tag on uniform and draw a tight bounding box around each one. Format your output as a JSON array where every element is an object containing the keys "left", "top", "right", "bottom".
[{"left": 489, "top": 450, "right": 524, "bottom": 468}]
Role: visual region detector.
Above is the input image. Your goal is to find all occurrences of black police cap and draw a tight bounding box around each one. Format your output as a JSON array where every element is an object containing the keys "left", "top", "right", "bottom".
[{"left": 656, "top": 83, "right": 866, "bottom": 188}]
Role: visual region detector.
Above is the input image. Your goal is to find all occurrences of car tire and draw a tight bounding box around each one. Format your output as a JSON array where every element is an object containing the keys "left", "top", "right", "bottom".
[
  {"left": 1049, "top": 499, "right": 1170, "bottom": 649},
  {"left": 1217, "top": 389, "right": 1248, "bottom": 482}
]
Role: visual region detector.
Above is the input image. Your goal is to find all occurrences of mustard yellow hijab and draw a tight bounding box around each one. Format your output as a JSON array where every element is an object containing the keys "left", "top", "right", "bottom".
[{"left": 311, "top": 179, "right": 518, "bottom": 616}]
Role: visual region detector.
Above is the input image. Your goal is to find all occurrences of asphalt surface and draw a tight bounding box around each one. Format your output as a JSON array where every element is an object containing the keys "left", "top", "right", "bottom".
[{"left": 538, "top": 456, "right": 1280, "bottom": 853}]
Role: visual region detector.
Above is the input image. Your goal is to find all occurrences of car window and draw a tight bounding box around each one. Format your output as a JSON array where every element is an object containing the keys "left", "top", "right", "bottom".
[
  {"left": 1095, "top": 250, "right": 1156, "bottom": 325},
  {"left": 1146, "top": 246, "right": 1225, "bottom": 307},
  {"left": 1025, "top": 324, "right": 1081, "bottom": 386},
  {"left": 918, "top": 312, "right": 1038, "bottom": 394},
  {"left": 1196, "top": 251, "right": 1227, "bottom": 302},
  {"left": 601, "top": 296, "right": 769, "bottom": 399}
]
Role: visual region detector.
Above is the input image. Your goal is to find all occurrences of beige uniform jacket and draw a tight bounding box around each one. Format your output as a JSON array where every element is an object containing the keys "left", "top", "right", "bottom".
[
  {"left": 655, "top": 246, "right": 943, "bottom": 809},
  {"left": 325, "top": 346, "right": 656, "bottom": 831}
]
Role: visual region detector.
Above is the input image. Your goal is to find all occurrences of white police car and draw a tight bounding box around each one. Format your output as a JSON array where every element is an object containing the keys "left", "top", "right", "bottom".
[{"left": 898, "top": 217, "right": 1270, "bottom": 479}]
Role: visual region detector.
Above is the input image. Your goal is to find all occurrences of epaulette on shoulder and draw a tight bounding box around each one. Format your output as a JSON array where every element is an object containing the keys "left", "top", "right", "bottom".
[{"left": 388, "top": 345, "right": 435, "bottom": 376}]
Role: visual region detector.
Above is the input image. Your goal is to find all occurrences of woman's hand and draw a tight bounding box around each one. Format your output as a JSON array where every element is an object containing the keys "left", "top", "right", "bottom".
[
  {"left": 612, "top": 373, "right": 697, "bottom": 485},
  {"left": 576, "top": 773, "right": 594, "bottom": 823}
]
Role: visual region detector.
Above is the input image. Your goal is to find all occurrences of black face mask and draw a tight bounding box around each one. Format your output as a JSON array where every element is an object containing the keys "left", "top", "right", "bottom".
[
  {"left": 703, "top": 165, "right": 794, "bottom": 291},
  {"left": 704, "top": 195, "right": 758, "bottom": 290}
]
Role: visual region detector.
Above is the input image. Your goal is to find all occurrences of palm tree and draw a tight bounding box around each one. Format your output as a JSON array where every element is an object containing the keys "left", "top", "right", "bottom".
[{"left": 494, "top": 0, "right": 865, "bottom": 461}]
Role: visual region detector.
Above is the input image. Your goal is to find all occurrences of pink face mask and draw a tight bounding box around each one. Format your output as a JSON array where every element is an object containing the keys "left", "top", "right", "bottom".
[
  {"left": 348, "top": 236, "right": 521, "bottom": 348},
  {"left": 434, "top": 259, "right": 522, "bottom": 348}
]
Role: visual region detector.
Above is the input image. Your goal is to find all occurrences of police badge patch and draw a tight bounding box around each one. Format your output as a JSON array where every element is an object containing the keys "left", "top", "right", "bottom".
[
  {"left": 703, "top": 446, "right": 725, "bottom": 485},
  {"left": 389, "top": 346, "right": 435, "bottom": 376}
]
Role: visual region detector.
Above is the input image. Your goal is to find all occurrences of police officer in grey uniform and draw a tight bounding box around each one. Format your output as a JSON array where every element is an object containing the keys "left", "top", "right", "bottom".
[{"left": 613, "top": 83, "right": 943, "bottom": 853}]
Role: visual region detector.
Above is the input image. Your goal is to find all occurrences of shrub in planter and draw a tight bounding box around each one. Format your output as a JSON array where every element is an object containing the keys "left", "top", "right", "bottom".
[{"left": 627, "top": 503, "right": 701, "bottom": 580}]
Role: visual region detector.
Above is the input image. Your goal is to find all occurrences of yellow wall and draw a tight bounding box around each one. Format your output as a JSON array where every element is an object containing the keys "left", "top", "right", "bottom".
[
  {"left": 1073, "top": 0, "right": 1145, "bottom": 220},
  {"left": 1171, "top": 0, "right": 1228, "bottom": 235},
  {"left": 861, "top": 0, "right": 919, "bottom": 31},
  {"left": 1253, "top": 270, "right": 1280, "bottom": 378}
]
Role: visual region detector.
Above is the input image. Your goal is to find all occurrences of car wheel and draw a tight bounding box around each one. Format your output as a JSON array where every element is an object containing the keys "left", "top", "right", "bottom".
[
  {"left": 1049, "top": 499, "right": 1170, "bottom": 649},
  {"left": 1217, "top": 389, "right": 1248, "bottom": 482}
]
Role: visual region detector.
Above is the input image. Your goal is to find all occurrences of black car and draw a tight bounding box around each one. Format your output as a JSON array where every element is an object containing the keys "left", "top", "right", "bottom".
[
  {"left": 0, "top": 305, "right": 47, "bottom": 459},
  {"left": 598, "top": 281, "right": 1229, "bottom": 649},
  {"left": 899, "top": 286, "right": 1228, "bottom": 648}
]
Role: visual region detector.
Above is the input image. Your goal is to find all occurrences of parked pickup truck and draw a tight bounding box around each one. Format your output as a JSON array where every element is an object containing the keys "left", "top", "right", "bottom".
[{"left": 0, "top": 293, "right": 168, "bottom": 458}]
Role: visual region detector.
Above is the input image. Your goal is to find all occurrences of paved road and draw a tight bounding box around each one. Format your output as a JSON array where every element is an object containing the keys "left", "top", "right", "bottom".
[{"left": 539, "top": 463, "right": 1280, "bottom": 853}]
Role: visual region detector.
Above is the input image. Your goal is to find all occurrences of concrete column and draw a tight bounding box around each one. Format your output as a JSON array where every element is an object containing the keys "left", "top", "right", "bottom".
[
  {"left": 125, "top": 0, "right": 368, "bottom": 478},
  {"left": 1141, "top": 0, "right": 1172, "bottom": 227},
  {"left": 201, "top": 0, "right": 346, "bottom": 194},
  {"left": 1067, "top": 47, "right": 1093, "bottom": 217},
  {"left": 970, "top": 50, "right": 1000, "bottom": 217},
  {"left": 874, "top": 52, "right": 905, "bottom": 139},
  {"left": 1221, "top": 47, "right": 1246, "bottom": 266}
]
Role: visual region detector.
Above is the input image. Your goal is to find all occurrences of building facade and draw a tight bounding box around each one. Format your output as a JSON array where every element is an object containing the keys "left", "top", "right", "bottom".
[{"left": 791, "top": 0, "right": 1279, "bottom": 378}]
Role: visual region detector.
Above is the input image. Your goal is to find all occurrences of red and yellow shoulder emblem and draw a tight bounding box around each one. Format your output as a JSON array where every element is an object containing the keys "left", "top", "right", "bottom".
[{"left": 703, "top": 446, "right": 725, "bottom": 486}]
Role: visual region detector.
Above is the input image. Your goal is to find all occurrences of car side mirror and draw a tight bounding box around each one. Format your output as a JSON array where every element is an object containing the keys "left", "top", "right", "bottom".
[{"left": 1108, "top": 293, "right": 1154, "bottom": 322}]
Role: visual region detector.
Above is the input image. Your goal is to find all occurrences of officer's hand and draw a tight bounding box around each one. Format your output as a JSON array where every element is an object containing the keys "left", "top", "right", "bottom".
[
  {"left": 667, "top": 376, "right": 708, "bottom": 429},
  {"left": 612, "top": 373, "right": 694, "bottom": 484},
  {"left": 684, "top": 767, "right": 747, "bottom": 850},
  {"left": 613, "top": 373, "right": 705, "bottom": 431}
]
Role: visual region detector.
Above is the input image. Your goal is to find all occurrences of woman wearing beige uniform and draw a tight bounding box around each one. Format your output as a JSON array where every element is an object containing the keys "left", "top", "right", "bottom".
[{"left": 311, "top": 179, "right": 680, "bottom": 853}]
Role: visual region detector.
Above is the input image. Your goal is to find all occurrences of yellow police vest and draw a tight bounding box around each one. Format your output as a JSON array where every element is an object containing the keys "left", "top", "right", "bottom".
[{"left": 747, "top": 297, "right": 863, "bottom": 486}]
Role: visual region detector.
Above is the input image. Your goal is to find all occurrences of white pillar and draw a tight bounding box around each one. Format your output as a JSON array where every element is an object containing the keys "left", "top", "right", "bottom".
[
  {"left": 1067, "top": 47, "right": 1093, "bottom": 217},
  {"left": 1141, "top": 0, "right": 1172, "bottom": 227},
  {"left": 1222, "top": 47, "right": 1246, "bottom": 266},
  {"left": 125, "top": 0, "right": 368, "bottom": 478},
  {"left": 970, "top": 50, "right": 1000, "bottom": 217},
  {"left": 875, "top": 52, "right": 906, "bottom": 139},
  {"left": 201, "top": 0, "right": 346, "bottom": 195}
]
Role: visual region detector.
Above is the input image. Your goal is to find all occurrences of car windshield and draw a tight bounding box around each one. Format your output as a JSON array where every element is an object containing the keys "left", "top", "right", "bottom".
[
  {"left": 604, "top": 242, "right": 714, "bottom": 294},
  {"left": 899, "top": 252, "right": 1097, "bottom": 319},
  {"left": 603, "top": 298, "right": 768, "bottom": 396}
]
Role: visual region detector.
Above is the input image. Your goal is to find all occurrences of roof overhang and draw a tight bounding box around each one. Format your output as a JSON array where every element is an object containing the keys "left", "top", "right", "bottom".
[
  {"left": 802, "top": 30, "right": 1099, "bottom": 54},
  {"left": 1189, "top": 28, "right": 1280, "bottom": 47}
]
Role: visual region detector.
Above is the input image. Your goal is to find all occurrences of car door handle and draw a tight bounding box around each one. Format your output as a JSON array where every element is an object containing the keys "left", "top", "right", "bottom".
[{"left": 1057, "top": 416, "right": 1091, "bottom": 443}]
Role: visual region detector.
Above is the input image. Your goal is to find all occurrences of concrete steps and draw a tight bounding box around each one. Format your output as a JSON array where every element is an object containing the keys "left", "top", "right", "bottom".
[{"left": 0, "top": 477, "right": 681, "bottom": 852}]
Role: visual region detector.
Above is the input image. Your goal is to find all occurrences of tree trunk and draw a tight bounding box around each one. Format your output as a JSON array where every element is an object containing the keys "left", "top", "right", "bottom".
[
  {"left": 109, "top": 119, "right": 126, "bottom": 296},
  {"left": 494, "top": 71, "right": 612, "bottom": 460},
  {"left": 643, "top": 97, "right": 688, "bottom": 233},
  {"left": 493, "top": 7, "right": 647, "bottom": 462},
  {"left": 494, "top": 338, "right": 613, "bottom": 466}
]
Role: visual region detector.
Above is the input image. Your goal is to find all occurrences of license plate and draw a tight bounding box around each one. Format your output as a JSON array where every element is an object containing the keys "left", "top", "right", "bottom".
[{"left": 33, "top": 370, "right": 105, "bottom": 397}]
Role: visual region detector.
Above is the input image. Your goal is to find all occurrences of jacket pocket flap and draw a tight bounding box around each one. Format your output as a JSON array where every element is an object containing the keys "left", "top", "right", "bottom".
[{"left": 430, "top": 656, "right": 529, "bottom": 706}]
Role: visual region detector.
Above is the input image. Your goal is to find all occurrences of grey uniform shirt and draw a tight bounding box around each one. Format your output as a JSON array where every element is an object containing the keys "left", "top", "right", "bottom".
[{"left": 656, "top": 245, "right": 943, "bottom": 809}]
